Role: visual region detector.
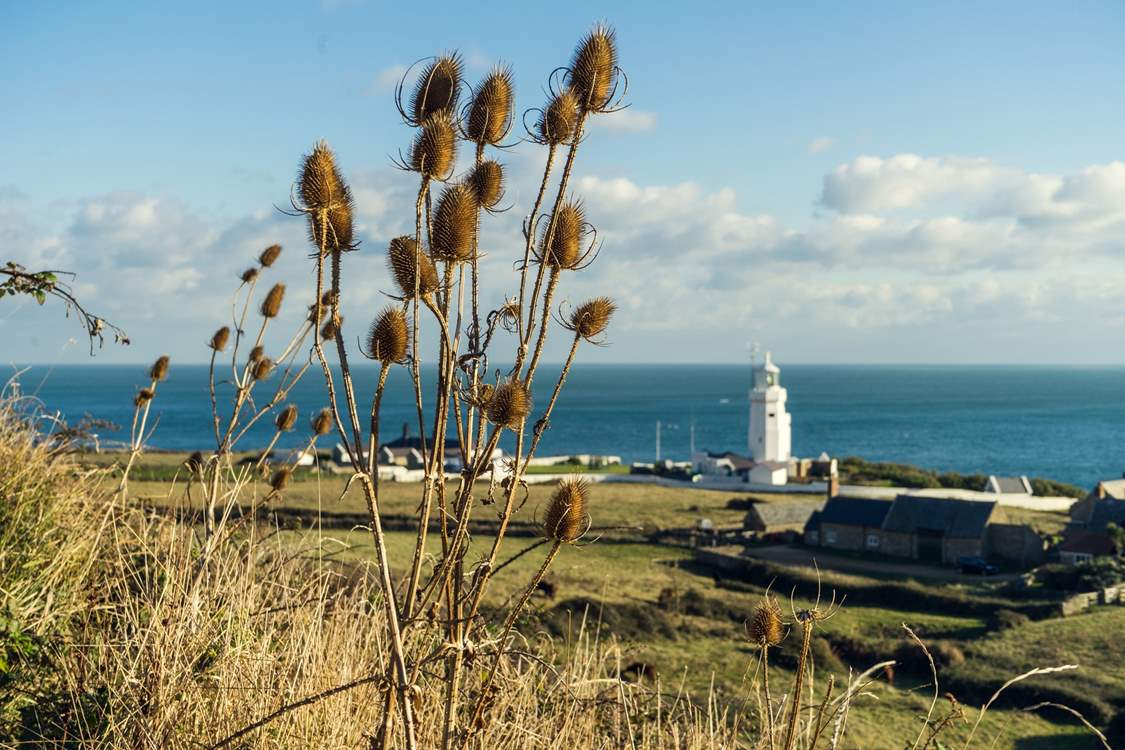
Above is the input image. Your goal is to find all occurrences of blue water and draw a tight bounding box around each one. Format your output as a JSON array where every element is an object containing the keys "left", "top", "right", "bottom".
[{"left": 7, "top": 364, "right": 1125, "bottom": 488}]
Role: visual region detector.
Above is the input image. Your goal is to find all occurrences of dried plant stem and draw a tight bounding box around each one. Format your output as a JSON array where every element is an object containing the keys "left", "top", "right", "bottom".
[
  {"left": 782, "top": 620, "right": 814, "bottom": 750},
  {"left": 515, "top": 143, "right": 557, "bottom": 348},
  {"left": 521, "top": 114, "right": 587, "bottom": 372},
  {"left": 209, "top": 350, "right": 221, "bottom": 447},
  {"left": 762, "top": 645, "right": 776, "bottom": 750},
  {"left": 367, "top": 365, "right": 390, "bottom": 475},
  {"left": 463, "top": 540, "right": 564, "bottom": 745},
  {"left": 524, "top": 268, "right": 560, "bottom": 390},
  {"left": 116, "top": 377, "right": 157, "bottom": 500}
]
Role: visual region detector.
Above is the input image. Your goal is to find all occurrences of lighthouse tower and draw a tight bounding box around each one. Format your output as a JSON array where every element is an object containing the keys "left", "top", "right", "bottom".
[{"left": 748, "top": 351, "right": 791, "bottom": 462}]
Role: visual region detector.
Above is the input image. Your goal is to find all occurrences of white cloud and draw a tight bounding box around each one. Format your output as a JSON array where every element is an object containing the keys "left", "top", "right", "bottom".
[
  {"left": 808, "top": 137, "right": 834, "bottom": 154},
  {"left": 591, "top": 108, "right": 657, "bottom": 133},
  {"left": 365, "top": 64, "right": 407, "bottom": 96}
]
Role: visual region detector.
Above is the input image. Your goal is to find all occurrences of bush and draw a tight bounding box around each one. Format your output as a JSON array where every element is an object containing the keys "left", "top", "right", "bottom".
[
  {"left": 893, "top": 639, "right": 965, "bottom": 671},
  {"left": 987, "top": 609, "right": 1031, "bottom": 632}
]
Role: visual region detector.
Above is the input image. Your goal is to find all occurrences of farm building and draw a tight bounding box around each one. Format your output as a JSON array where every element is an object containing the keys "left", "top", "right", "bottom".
[
  {"left": 804, "top": 497, "right": 892, "bottom": 552},
  {"left": 743, "top": 499, "right": 825, "bottom": 534},
  {"left": 1060, "top": 494, "right": 1125, "bottom": 564},
  {"left": 986, "top": 475, "right": 1033, "bottom": 495}
]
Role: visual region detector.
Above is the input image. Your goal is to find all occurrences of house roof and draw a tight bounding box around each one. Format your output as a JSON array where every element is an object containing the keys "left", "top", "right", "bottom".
[
  {"left": 382, "top": 434, "right": 458, "bottom": 451},
  {"left": 752, "top": 460, "right": 789, "bottom": 471},
  {"left": 989, "top": 475, "right": 1032, "bottom": 494},
  {"left": 818, "top": 497, "right": 893, "bottom": 528},
  {"left": 1059, "top": 529, "right": 1118, "bottom": 556},
  {"left": 746, "top": 500, "right": 825, "bottom": 528},
  {"left": 882, "top": 495, "right": 996, "bottom": 538},
  {"left": 1089, "top": 498, "right": 1125, "bottom": 531},
  {"left": 804, "top": 510, "right": 822, "bottom": 534}
]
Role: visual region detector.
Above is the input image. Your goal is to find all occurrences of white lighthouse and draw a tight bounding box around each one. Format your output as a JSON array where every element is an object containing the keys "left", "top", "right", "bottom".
[{"left": 748, "top": 351, "right": 791, "bottom": 463}]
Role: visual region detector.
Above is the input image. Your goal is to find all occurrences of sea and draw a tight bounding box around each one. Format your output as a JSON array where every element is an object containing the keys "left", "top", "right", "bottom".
[{"left": 7, "top": 363, "right": 1125, "bottom": 489}]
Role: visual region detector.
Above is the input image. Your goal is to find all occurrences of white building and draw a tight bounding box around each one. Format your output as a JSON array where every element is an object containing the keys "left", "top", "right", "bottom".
[{"left": 748, "top": 351, "right": 792, "bottom": 465}]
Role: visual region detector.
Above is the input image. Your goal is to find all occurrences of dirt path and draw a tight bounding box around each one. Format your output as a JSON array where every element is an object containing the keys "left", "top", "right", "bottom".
[{"left": 742, "top": 544, "right": 1017, "bottom": 583}]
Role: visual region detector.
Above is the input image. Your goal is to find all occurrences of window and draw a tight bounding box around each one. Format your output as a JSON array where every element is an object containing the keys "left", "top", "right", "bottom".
[
  {"left": 825, "top": 529, "right": 838, "bottom": 544},
  {"left": 866, "top": 534, "right": 880, "bottom": 549}
]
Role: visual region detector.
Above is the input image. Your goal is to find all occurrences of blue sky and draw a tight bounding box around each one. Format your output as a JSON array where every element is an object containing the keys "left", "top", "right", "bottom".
[{"left": 1, "top": 1, "right": 1123, "bottom": 364}]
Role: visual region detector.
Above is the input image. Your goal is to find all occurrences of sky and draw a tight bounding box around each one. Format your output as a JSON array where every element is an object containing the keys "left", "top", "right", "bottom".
[{"left": 1, "top": 1, "right": 1123, "bottom": 365}]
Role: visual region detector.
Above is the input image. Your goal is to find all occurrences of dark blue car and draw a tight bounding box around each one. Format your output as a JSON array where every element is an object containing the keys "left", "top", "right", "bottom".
[{"left": 957, "top": 556, "right": 1000, "bottom": 575}]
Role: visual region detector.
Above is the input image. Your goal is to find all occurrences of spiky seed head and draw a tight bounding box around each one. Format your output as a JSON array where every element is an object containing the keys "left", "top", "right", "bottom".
[
  {"left": 134, "top": 388, "right": 154, "bottom": 408},
  {"left": 747, "top": 598, "right": 785, "bottom": 647},
  {"left": 149, "top": 355, "right": 170, "bottom": 382},
  {"left": 567, "top": 297, "right": 616, "bottom": 340},
  {"left": 252, "top": 357, "right": 274, "bottom": 381},
  {"left": 258, "top": 244, "right": 282, "bottom": 267},
  {"left": 275, "top": 404, "right": 299, "bottom": 432},
  {"left": 410, "top": 111, "right": 457, "bottom": 179},
  {"left": 299, "top": 141, "right": 346, "bottom": 211},
  {"left": 185, "top": 450, "right": 205, "bottom": 474},
  {"left": 469, "top": 160, "right": 504, "bottom": 209},
  {"left": 307, "top": 184, "right": 355, "bottom": 253},
  {"left": 541, "top": 201, "right": 585, "bottom": 269},
  {"left": 366, "top": 307, "right": 410, "bottom": 364},
  {"left": 410, "top": 54, "right": 463, "bottom": 124},
  {"left": 432, "top": 183, "right": 479, "bottom": 263},
  {"left": 542, "top": 478, "right": 590, "bottom": 543},
  {"left": 320, "top": 315, "right": 342, "bottom": 341},
  {"left": 209, "top": 326, "right": 230, "bottom": 352},
  {"left": 485, "top": 378, "right": 531, "bottom": 429},
  {"left": 539, "top": 89, "right": 580, "bottom": 144},
  {"left": 269, "top": 467, "right": 292, "bottom": 492},
  {"left": 387, "top": 236, "right": 439, "bottom": 298},
  {"left": 260, "top": 283, "right": 286, "bottom": 318},
  {"left": 311, "top": 408, "right": 333, "bottom": 436},
  {"left": 241, "top": 267, "right": 259, "bottom": 284},
  {"left": 308, "top": 291, "right": 334, "bottom": 322},
  {"left": 466, "top": 66, "right": 513, "bottom": 145},
  {"left": 248, "top": 345, "right": 264, "bottom": 363},
  {"left": 569, "top": 24, "right": 618, "bottom": 112}
]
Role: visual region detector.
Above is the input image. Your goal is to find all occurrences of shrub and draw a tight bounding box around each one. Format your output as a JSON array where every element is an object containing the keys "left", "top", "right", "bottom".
[{"left": 987, "top": 609, "right": 1031, "bottom": 632}]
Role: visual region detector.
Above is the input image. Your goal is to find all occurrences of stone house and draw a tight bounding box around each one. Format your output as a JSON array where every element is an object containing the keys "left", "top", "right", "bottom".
[
  {"left": 880, "top": 494, "right": 1045, "bottom": 567},
  {"left": 1060, "top": 491, "right": 1125, "bottom": 564},
  {"left": 743, "top": 499, "right": 825, "bottom": 534},
  {"left": 804, "top": 497, "right": 892, "bottom": 552}
]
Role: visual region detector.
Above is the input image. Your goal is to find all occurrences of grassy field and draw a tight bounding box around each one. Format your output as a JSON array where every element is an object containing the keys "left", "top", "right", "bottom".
[{"left": 79, "top": 451, "right": 1114, "bottom": 748}]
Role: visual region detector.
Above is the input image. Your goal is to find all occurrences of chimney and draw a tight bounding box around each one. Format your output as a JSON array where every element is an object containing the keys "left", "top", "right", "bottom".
[
  {"left": 827, "top": 472, "right": 840, "bottom": 500},
  {"left": 1097, "top": 482, "right": 1107, "bottom": 499},
  {"left": 401, "top": 422, "right": 409, "bottom": 441}
]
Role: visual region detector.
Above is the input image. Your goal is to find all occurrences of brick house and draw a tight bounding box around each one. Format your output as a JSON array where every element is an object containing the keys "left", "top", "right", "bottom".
[
  {"left": 804, "top": 497, "right": 892, "bottom": 552},
  {"left": 1060, "top": 490, "right": 1125, "bottom": 565}
]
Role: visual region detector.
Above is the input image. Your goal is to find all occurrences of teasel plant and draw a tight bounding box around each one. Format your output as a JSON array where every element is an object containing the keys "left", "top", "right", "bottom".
[
  {"left": 210, "top": 23, "right": 629, "bottom": 750},
  {"left": 115, "top": 354, "right": 170, "bottom": 500}
]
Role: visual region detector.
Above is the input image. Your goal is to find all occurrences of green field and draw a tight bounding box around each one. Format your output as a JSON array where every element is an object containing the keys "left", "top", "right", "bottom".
[{"left": 88, "top": 451, "right": 1117, "bottom": 748}]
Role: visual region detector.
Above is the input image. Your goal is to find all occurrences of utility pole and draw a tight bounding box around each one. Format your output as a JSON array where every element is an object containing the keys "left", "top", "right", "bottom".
[{"left": 655, "top": 420, "right": 662, "bottom": 462}]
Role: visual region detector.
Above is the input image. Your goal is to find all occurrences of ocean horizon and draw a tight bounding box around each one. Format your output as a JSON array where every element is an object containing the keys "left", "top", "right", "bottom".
[{"left": 7, "top": 362, "right": 1125, "bottom": 489}]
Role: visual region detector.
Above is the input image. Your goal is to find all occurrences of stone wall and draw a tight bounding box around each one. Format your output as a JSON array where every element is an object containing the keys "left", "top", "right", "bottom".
[
  {"left": 820, "top": 523, "right": 864, "bottom": 551},
  {"left": 942, "top": 536, "right": 982, "bottom": 563},
  {"left": 880, "top": 530, "right": 913, "bottom": 558},
  {"left": 987, "top": 523, "right": 1046, "bottom": 567}
]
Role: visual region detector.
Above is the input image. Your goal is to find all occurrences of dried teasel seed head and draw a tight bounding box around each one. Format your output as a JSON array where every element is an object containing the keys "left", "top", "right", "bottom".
[
  {"left": 538, "top": 88, "right": 580, "bottom": 145},
  {"left": 432, "top": 182, "right": 479, "bottom": 263},
  {"left": 410, "top": 110, "right": 457, "bottom": 179},
  {"left": 269, "top": 467, "right": 292, "bottom": 493},
  {"left": 311, "top": 408, "right": 333, "bottom": 436},
  {"left": 566, "top": 297, "right": 616, "bottom": 340},
  {"left": 308, "top": 291, "right": 335, "bottom": 322},
  {"left": 275, "top": 404, "right": 299, "bottom": 432},
  {"left": 209, "top": 326, "right": 230, "bottom": 352},
  {"left": 149, "top": 355, "right": 170, "bottom": 382},
  {"left": 410, "top": 54, "right": 463, "bottom": 124},
  {"left": 542, "top": 477, "right": 590, "bottom": 543},
  {"left": 252, "top": 357, "right": 275, "bottom": 381},
  {"left": 540, "top": 200, "right": 586, "bottom": 270},
  {"left": 260, "top": 283, "right": 286, "bottom": 318},
  {"left": 569, "top": 24, "right": 618, "bottom": 112},
  {"left": 248, "top": 345, "right": 264, "bottom": 363},
  {"left": 258, "top": 244, "right": 282, "bottom": 267},
  {"left": 307, "top": 183, "right": 355, "bottom": 253},
  {"left": 299, "top": 141, "right": 346, "bottom": 211},
  {"left": 366, "top": 307, "right": 410, "bottom": 364},
  {"left": 241, "top": 267, "right": 259, "bottom": 284},
  {"left": 484, "top": 378, "right": 531, "bottom": 429},
  {"left": 320, "top": 315, "right": 342, "bottom": 341},
  {"left": 185, "top": 450, "right": 205, "bottom": 474},
  {"left": 387, "top": 236, "right": 439, "bottom": 298},
  {"left": 133, "top": 388, "right": 154, "bottom": 408},
  {"left": 466, "top": 66, "right": 514, "bottom": 145},
  {"left": 469, "top": 160, "right": 504, "bottom": 210},
  {"left": 746, "top": 597, "right": 785, "bottom": 647}
]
